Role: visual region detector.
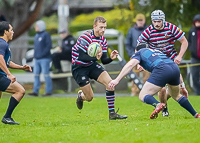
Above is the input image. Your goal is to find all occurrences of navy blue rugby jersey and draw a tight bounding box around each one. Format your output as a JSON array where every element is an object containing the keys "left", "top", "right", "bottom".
[
  {"left": 131, "top": 48, "right": 174, "bottom": 72},
  {"left": 0, "top": 38, "right": 11, "bottom": 75}
]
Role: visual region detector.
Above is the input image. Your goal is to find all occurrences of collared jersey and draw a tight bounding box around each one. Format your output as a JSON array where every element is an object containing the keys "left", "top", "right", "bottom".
[
  {"left": 132, "top": 48, "right": 174, "bottom": 72},
  {"left": 0, "top": 38, "right": 11, "bottom": 75},
  {"left": 137, "top": 21, "right": 185, "bottom": 60},
  {"left": 72, "top": 30, "right": 108, "bottom": 66}
]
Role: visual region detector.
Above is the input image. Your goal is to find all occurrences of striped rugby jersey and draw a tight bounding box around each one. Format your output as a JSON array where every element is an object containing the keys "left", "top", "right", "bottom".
[
  {"left": 137, "top": 21, "right": 185, "bottom": 60},
  {"left": 72, "top": 30, "right": 108, "bottom": 66}
]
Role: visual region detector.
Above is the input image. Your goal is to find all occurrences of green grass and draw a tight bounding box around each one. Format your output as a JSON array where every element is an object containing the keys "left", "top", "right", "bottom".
[{"left": 0, "top": 95, "right": 200, "bottom": 143}]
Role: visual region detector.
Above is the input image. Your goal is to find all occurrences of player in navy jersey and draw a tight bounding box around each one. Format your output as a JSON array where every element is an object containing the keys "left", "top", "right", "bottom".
[
  {"left": 0, "top": 21, "right": 32, "bottom": 125},
  {"left": 108, "top": 43, "right": 200, "bottom": 119},
  {"left": 72, "top": 16, "right": 127, "bottom": 120},
  {"left": 137, "top": 10, "right": 189, "bottom": 117}
]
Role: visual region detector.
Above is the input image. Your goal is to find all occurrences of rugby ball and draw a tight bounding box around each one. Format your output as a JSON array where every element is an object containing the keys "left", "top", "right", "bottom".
[{"left": 87, "top": 42, "right": 101, "bottom": 57}]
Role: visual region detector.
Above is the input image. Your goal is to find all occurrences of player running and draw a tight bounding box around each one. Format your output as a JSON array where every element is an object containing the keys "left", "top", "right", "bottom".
[
  {"left": 71, "top": 16, "right": 127, "bottom": 120},
  {"left": 108, "top": 43, "right": 200, "bottom": 119}
]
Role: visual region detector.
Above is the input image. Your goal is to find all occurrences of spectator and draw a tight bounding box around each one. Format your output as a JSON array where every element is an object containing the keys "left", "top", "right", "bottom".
[
  {"left": 188, "top": 14, "right": 200, "bottom": 95},
  {"left": 125, "top": 13, "right": 150, "bottom": 96},
  {"left": 52, "top": 29, "right": 75, "bottom": 73},
  {"left": 28, "top": 20, "right": 52, "bottom": 97}
]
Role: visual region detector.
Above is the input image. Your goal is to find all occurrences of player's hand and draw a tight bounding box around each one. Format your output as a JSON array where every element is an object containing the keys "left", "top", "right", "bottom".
[
  {"left": 22, "top": 65, "right": 32, "bottom": 72},
  {"left": 8, "top": 74, "right": 16, "bottom": 83},
  {"left": 96, "top": 48, "right": 103, "bottom": 60},
  {"left": 137, "top": 64, "right": 144, "bottom": 71},
  {"left": 110, "top": 50, "right": 119, "bottom": 60},
  {"left": 181, "top": 88, "right": 188, "bottom": 98},
  {"left": 108, "top": 80, "right": 119, "bottom": 90},
  {"left": 174, "top": 56, "right": 182, "bottom": 64}
]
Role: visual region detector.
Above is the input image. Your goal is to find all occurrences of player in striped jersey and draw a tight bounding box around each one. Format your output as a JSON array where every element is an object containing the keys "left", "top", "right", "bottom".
[
  {"left": 137, "top": 10, "right": 189, "bottom": 117},
  {"left": 72, "top": 16, "right": 127, "bottom": 120}
]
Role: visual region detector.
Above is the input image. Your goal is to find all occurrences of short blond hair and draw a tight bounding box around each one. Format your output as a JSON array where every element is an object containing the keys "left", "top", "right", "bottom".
[{"left": 94, "top": 16, "right": 106, "bottom": 25}]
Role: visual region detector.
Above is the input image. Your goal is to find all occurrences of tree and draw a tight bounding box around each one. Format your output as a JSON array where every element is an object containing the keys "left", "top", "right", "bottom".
[
  {"left": 130, "top": 0, "right": 200, "bottom": 27},
  {"left": 0, "top": 0, "right": 57, "bottom": 64},
  {"left": 0, "top": 0, "right": 57, "bottom": 40}
]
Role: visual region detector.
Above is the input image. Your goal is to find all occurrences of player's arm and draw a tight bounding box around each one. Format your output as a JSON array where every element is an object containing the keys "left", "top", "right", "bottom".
[
  {"left": 78, "top": 49, "right": 98, "bottom": 62},
  {"left": 174, "top": 36, "right": 188, "bottom": 64},
  {"left": 0, "top": 55, "right": 12, "bottom": 76},
  {"left": 108, "top": 58, "right": 140, "bottom": 89},
  {"left": 0, "top": 55, "right": 15, "bottom": 83},
  {"left": 9, "top": 61, "right": 32, "bottom": 72},
  {"left": 100, "top": 52, "right": 112, "bottom": 64}
]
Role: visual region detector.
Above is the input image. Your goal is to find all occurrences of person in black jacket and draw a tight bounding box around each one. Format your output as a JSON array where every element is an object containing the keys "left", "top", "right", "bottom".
[
  {"left": 188, "top": 14, "right": 200, "bottom": 95},
  {"left": 52, "top": 30, "right": 75, "bottom": 73}
]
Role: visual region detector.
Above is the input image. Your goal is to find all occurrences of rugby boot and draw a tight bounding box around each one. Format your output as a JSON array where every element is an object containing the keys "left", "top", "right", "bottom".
[
  {"left": 76, "top": 90, "right": 83, "bottom": 110},
  {"left": 195, "top": 113, "right": 200, "bottom": 118},
  {"left": 162, "top": 110, "right": 169, "bottom": 117},
  {"left": 109, "top": 108, "right": 128, "bottom": 120},
  {"left": 162, "top": 106, "right": 169, "bottom": 117},
  {"left": 1, "top": 117, "right": 20, "bottom": 125},
  {"left": 150, "top": 103, "right": 166, "bottom": 119}
]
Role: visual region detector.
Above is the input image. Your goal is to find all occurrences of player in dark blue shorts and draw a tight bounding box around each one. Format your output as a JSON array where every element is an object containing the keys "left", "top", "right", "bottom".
[
  {"left": 72, "top": 16, "right": 127, "bottom": 120},
  {"left": 108, "top": 43, "right": 200, "bottom": 119},
  {"left": 0, "top": 21, "right": 32, "bottom": 125}
]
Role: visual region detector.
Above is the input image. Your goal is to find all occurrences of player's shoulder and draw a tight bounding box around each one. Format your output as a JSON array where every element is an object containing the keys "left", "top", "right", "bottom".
[
  {"left": 164, "top": 21, "right": 177, "bottom": 29},
  {"left": 0, "top": 39, "right": 8, "bottom": 47}
]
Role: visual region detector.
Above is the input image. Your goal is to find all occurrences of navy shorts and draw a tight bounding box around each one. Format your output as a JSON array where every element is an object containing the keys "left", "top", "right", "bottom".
[
  {"left": 147, "top": 63, "right": 180, "bottom": 87},
  {"left": 0, "top": 74, "right": 11, "bottom": 91},
  {"left": 72, "top": 62, "right": 105, "bottom": 87}
]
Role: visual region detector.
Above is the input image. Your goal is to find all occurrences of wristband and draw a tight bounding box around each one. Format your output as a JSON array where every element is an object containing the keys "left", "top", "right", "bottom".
[{"left": 180, "top": 82, "right": 185, "bottom": 89}]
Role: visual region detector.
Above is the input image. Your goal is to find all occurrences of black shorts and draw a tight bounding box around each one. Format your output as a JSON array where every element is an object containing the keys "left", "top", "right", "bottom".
[
  {"left": 72, "top": 62, "right": 105, "bottom": 87},
  {"left": 0, "top": 74, "right": 11, "bottom": 91}
]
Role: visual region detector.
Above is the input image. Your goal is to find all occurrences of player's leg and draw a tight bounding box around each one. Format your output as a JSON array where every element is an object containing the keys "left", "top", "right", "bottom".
[
  {"left": 158, "top": 87, "right": 170, "bottom": 117},
  {"left": 75, "top": 83, "right": 94, "bottom": 110},
  {"left": 139, "top": 81, "right": 162, "bottom": 105},
  {"left": 2, "top": 81, "right": 25, "bottom": 125},
  {"left": 179, "top": 74, "right": 188, "bottom": 98},
  {"left": 97, "top": 71, "right": 127, "bottom": 120},
  {"left": 168, "top": 84, "right": 200, "bottom": 118},
  {"left": 80, "top": 83, "right": 94, "bottom": 102},
  {"left": 139, "top": 81, "right": 166, "bottom": 119},
  {"left": 72, "top": 64, "right": 94, "bottom": 110}
]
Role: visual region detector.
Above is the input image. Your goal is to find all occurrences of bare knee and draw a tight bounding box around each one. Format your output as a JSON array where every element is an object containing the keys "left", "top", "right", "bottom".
[
  {"left": 139, "top": 94, "right": 145, "bottom": 102},
  {"left": 86, "top": 96, "right": 93, "bottom": 102},
  {"left": 18, "top": 87, "right": 25, "bottom": 97}
]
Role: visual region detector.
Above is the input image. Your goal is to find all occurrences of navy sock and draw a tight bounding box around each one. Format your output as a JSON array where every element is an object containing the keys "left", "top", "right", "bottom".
[
  {"left": 4, "top": 96, "right": 19, "bottom": 118},
  {"left": 106, "top": 90, "right": 115, "bottom": 113},
  {"left": 177, "top": 96, "right": 197, "bottom": 116},
  {"left": 143, "top": 95, "right": 159, "bottom": 108}
]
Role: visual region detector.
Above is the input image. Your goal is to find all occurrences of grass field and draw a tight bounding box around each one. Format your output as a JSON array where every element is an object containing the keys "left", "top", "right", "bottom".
[{"left": 0, "top": 95, "right": 200, "bottom": 143}]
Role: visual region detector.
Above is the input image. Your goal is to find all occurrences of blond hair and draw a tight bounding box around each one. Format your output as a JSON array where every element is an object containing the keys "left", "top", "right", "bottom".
[{"left": 94, "top": 16, "right": 106, "bottom": 25}]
